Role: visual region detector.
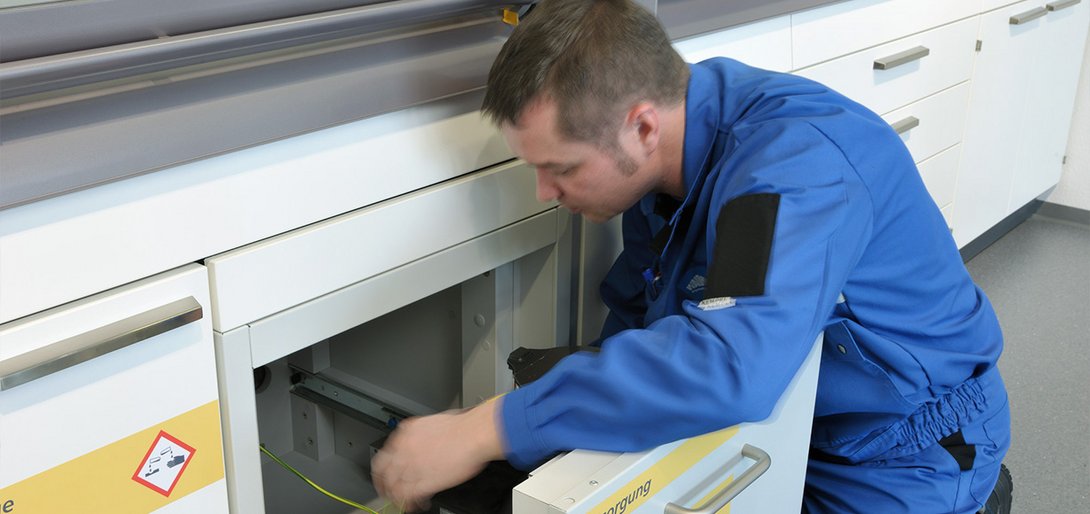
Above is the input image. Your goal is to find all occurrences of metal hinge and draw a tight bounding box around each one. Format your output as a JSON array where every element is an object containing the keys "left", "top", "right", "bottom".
[
  {"left": 976, "top": 40, "right": 983, "bottom": 52},
  {"left": 1063, "top": 155, "right": 1068, "bottom": 165}
]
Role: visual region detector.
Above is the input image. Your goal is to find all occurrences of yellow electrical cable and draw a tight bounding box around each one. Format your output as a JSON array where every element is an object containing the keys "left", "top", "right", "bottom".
[{"left": 260, "top": 445, "right": 397, "bottom": 514}]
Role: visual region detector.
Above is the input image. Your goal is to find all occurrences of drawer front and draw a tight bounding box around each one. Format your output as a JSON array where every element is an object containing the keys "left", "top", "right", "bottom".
[
  {"left": 0, "top": 94, "right": 509, "bottom": 325},
  {"left": 791, "top": 0, "right": 982, "bottom": 69},
  {"left": 672, "top": 15, "right": 793, "bottom": 72},
  {"left": 207, "top": 160, "right": 551, "bottom": 332},
  {"left": 941, "top": 204, "right": 955, "bottom": 232},
  {"left": 0, "top": 264, "right": 227, "bottom": 512},
  {"left": 794, "top": 17, "right": 978, "bottom": 115},
  {"left": 882, "top": 82, "right": 972, "bottom": 163},
  {"left": 918, "top": 144, "right": 962, "bottom": 211},
  {"left": 514, "top": 335, "right": 822, "bottom": 514},
  {"left": 981, "top": 0, "right": 1024, "bottom": 11}
]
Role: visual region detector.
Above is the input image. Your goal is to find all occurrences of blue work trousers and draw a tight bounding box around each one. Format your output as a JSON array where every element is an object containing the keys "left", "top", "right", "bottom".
[{"left": 803, "top": 398, "right": 1011, "bottom": 513}]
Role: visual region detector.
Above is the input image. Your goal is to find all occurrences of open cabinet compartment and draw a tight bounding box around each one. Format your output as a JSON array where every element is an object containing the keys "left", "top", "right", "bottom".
[{"left": 211, "top": 159, "right": 572, "bottom": 514}]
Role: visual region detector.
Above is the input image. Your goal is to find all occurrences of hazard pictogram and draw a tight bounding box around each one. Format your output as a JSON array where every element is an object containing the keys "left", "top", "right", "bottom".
[{"left": 132, "top": 430, "right": 197, "bottom": 496}]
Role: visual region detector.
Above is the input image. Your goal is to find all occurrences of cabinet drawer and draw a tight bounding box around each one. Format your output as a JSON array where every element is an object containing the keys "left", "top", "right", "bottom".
[
  {"left": 882, "top": 82, "right": 972, "bottom": 163},
  {"left": 0, "top": 264, "right": 227, "bottom": 511},
  {"left": 207, "top": 160, "right": 551, "bottom": 332},
  {"left": 672, "top": 15, "right": 793, "bottom": 72},
  {"left": 981, "top": 0, "right": 1024, "bottom": 11},
  {"left": 941, "top": 204, "right": 955, "bottom": 231},
  {"left": 791, "top": 0, "right": 982, "bottom": 69},
  {"left": 514, "top": 335, "right": 822, "bottom": 514},
  {"left": 918, "top": 144, "right": 962, "bottom": 210},
  {"left": 795, "top": 17, "right": 978, "bottom": 115}
]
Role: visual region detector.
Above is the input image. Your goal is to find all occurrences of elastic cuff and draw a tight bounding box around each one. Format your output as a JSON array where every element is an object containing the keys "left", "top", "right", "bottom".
[{"left": 501, "top": 386, "right": 551, "bottom": 470}]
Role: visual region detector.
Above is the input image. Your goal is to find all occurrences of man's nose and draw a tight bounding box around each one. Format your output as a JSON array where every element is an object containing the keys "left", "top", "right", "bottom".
[{"left": 535, "top": 169, "right": 560, "bottom": 203}]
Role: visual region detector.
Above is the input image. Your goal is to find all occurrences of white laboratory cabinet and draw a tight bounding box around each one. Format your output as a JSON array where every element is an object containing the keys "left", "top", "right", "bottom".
[
  {"left": 3, "top": 0, "right": 1088, "bottom": 513},
  {"left": 0, "top": 264, "right": 228, "bottom": 513}
]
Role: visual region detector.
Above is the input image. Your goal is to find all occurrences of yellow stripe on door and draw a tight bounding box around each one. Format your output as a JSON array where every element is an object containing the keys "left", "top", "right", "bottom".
[
  {"left": 693, "top": 473, "right": 735, "bottom": 514},
  {"left": 587, "top": 425, "right": 739, "bottom": 514},
  {"left": 1, "top": 400, "right": 224, "bottom": 513}
]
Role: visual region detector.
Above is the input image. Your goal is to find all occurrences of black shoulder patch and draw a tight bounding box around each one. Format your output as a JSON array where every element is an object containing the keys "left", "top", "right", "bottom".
[{"left": 706, "top": 193, "right": 780, "bottom": 298}]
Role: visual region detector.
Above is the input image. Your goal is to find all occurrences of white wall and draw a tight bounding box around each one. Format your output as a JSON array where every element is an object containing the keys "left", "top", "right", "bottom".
[{"left": 1047, "top": 32, "right": 1090, "bottom": 211}]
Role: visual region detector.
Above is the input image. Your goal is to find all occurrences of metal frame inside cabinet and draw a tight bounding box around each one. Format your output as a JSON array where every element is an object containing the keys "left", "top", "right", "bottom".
[
  {"left": 0, "top": 0, "right": 532, "bottom": 211},
  {"left": 658, "top": 0, "right": 846, "bottom": 40}
]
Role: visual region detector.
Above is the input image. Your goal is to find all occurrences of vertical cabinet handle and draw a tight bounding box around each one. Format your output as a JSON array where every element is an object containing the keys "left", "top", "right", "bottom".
[
  {"left": 891, "top": 116, "right": 920, "bottom": 135},
  {"left": 0, "top": 297, "right": 203, "bottom": 390},
  {"left": 873, "top": 46, "right": 930, "bottom": 70},
  {"left": 663, "top": 444, "right": 771, "bottom": 514},
  {"left": 1010, "top": 7, "right": 1048, "bottom": 24},
  {"left": 1046, "top": 0, "right": 1081, "bottom": 11}
]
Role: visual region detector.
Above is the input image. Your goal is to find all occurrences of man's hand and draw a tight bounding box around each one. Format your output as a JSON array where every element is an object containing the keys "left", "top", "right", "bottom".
[{"left": 371, "top": 398, "right": 506, "bottom": 511}]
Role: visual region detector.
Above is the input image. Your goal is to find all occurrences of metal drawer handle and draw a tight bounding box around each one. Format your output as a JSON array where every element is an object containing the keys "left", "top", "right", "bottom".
[
  {"left": 0, "top": 297, "right": 202, "bottom": 391},
  {"left": 664, "top": 444, "right": 771, "bottom": 514},
  {"left": 891, "top": 116, "right": 920, "bottom": 135},
  {"left": 1010, "top": 6, "right": 1048, "bottom": 24},
  {"left": 1046, "top": 0, "right": 1081, "bottom": 11},
  {"left": 873, "top": 46, "right": 930, "bottom": 70}
]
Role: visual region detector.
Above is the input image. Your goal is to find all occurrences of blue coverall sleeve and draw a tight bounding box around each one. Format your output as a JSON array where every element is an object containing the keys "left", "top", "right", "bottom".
[{"left": 501, "top": 121, "right": 874, "bottom": 469}]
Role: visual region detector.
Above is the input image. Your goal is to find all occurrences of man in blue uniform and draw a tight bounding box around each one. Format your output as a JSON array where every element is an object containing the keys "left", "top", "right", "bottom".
[{"left": 372, "top": 0, "right": 1012, "bottom": 512}]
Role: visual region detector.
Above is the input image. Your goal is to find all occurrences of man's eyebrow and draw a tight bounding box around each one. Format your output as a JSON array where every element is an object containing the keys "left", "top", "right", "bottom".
[{"left": 528, "top": 161, "right": 570, "bottom": 170}]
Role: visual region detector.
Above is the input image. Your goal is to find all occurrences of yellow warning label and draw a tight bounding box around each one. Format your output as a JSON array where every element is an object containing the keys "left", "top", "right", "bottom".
[
  {"left": 0, "top": 400, "right": 224, "bottom": 513},
  {"left": 588, "top": 425, "right": 738, "bottom": 514}
]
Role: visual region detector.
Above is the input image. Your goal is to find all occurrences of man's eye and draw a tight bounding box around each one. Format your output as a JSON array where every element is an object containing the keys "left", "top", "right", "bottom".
[{"left": 556, "top": 166, "right": 575, "bottom": 176}]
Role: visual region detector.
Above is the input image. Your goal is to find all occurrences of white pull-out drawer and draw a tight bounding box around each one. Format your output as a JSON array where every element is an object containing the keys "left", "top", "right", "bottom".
[
  {"left": 207, "top": 160, "right": 551, "bottom": 332},
  {"left": 514, "top": 335, "right": 821, "bottom": 514},
  {"left": 918, "top": 144, "right": 962, "bottom": 211},
  {"left": 672, "top": 15, "right": 793, "bottom": 72},
  {"left": 791, "top": 0, "right": 982, "bottom": 69},
  {"left": 794, "top": 17, "right": 978, "bottom": 116},
  {"left": 0, "top": 264, "right": 227, "bottom": 512},
  {"left": 941, "top": 204, "right": 955, "bottom": 232},
  {"left": 981, "top": 0, "right": 1024, "bottom": 11},
  {"left": 882, "top": 82, "right": 972, "bottom": 164}
]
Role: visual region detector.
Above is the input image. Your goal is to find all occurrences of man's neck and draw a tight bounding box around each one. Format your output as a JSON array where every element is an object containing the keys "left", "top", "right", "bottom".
[{"left": 656, "top": 101, "right": 688, "bottom": 200}]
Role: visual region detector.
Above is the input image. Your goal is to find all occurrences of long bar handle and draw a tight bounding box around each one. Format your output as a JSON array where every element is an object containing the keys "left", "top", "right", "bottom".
[
  {"left": 891, "top": 116, "right": 920, "bottom": 135},
  {"left": 664, "top": 444, "right": 771, "bottom": 514},
  {"left": 1046, "top": 0, "right": 1081, "bottom": 11},
  {"left": 873, "top": 46, "right": 930, "bottom": 70},
  {"left": 0, "top": 297, "right": 202, "bottom": 391},
  {"left": 1010, "top": 6, "right": 1048, "bottom": 24}
]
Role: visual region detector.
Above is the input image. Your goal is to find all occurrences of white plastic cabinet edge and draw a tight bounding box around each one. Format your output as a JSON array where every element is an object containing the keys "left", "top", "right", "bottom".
[{"left": 0, "top": 97, "right": 510, "bottom": 326}]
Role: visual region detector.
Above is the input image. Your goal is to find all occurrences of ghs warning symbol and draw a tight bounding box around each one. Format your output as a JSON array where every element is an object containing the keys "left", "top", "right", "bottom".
[{"left": 131, "top": 430, "right": 197, "bottom": 496}]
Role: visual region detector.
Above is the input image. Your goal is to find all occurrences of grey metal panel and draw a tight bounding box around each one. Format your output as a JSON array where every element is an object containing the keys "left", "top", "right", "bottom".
[
  {"left": 0, "top": 17, "right": 501, "bottom": 210},
  {"left": 0, "top": 0, "right": 532, "bottom": 98},
  {"left": 1, "top": 0, "right": 428, "bottom": 62},
  {"left": 658, "top": 0, "right": 847, "bottom": 40}
]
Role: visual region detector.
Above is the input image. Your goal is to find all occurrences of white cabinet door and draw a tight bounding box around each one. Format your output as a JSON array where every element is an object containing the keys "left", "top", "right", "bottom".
[
  {"left": 1007, "top": 0, "right": 1090, "bottom": 210},
  {"left": 0, "top": 264, "right": 228, "bottom": 513},
  {"left": 954, "top": 0, "right": 1090, "bottom": 247},
  {"left": 954, "top": 2, "right": 1042, "bottom": 247}
]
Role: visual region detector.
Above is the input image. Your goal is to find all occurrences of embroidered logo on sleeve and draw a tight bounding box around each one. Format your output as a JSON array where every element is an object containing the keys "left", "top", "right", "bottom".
[{"left": 697, "top": 297, "right": 737, "bottom": 311}]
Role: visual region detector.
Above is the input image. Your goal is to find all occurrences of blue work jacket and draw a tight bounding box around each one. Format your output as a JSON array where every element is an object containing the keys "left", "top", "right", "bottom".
[{"left": 501, "top": 58, "right": 1006, "bottom": 470}]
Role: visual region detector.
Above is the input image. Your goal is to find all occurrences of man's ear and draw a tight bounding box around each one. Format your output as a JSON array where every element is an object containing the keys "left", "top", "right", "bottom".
[{"left": 626, "top": 102, "right": 660, "bottom": 156}]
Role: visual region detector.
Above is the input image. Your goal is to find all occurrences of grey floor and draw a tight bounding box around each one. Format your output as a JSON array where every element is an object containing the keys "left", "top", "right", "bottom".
[{"left": 965, "top": 213, "right": 1090, "bottom": 513}]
